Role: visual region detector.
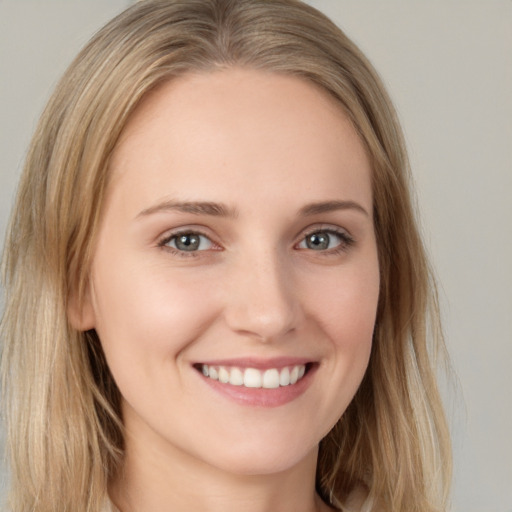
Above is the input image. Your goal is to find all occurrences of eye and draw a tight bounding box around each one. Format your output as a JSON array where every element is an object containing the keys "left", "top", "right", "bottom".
[
  {"left": 162, "top": 232, "right": 213, "bottom": 252},
  {"left": 297, "top": 229, "right": 352, "bottom": 252}
]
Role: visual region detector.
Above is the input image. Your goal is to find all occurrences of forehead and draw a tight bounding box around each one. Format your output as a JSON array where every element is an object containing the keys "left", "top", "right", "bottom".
[{"left": 108, "top": 68, "right": 372, "bottom": 213}]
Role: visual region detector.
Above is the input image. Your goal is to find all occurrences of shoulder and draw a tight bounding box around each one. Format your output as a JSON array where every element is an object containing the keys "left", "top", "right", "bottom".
[
  {"left": 102, "top": 499, "right": 120, "bottom": 512},
  {"left": 344, "top": 485, "right": 368, "bottom": 509},
  {"left": 339, "top": 485, "right": 385, "bottom": 512}
]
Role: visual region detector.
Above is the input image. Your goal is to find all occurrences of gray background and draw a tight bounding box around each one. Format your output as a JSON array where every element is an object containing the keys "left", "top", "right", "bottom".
[{"left": 1, "top": 1, "right": 511, "bottom": 511}]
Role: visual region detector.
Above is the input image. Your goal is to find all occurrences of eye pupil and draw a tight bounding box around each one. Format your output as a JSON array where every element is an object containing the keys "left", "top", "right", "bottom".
[
  {"left": 176, "top": 234, "right": 200, "bottom": 251},
  {"left": 306, "top": 232, "right": 330, "bottom": 250}
]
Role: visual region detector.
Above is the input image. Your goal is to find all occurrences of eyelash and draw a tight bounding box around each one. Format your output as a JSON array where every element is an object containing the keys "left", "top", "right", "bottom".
[
  {"left": 299, "top": 227, "right": 355, "bottom": 255},
  {"left": 157, "top": 229, "right": 217, "bottom": 258},
  {"left": 157, "top": 227, "right": 355, "bottom": 258}
]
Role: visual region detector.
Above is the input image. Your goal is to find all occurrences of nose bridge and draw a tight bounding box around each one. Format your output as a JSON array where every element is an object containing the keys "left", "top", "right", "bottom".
[{"left": 224, "top": 245, "right": 299, "bottom": 341}]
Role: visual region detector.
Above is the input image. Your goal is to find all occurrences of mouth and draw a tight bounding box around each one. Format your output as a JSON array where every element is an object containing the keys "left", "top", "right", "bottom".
[{"left": 194, "top": 362, "right": 313, "bottom": 389}]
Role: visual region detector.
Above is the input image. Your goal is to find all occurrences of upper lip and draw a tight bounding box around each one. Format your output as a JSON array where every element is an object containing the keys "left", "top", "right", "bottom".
[{"left": 193, "top": 357, "right": 314, "bottom": 370}]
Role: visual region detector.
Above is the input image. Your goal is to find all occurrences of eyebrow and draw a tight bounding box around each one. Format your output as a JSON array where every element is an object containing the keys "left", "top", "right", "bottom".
[
  {"left": 298, "top": 200, "right": 369, "bottom": 217},
  {"left": 136, "top": 200, "right": 239, "bottom": 219},
  {"left": 136, "top": 199, "right": 369, "bottom": 220}
]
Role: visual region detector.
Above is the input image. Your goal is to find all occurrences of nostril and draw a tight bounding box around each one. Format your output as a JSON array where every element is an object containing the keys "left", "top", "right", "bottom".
[{"left": 223, "top": 270, "right": 300, "bottom": 340}]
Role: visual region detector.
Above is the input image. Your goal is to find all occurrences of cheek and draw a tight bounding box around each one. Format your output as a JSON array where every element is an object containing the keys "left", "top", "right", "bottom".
[
  {"left": 306, "top": 261, "right": 379, "bottom": 345},
  {"left": 90, "top": 260, "right": 221, "bottom": 366},
  {"left": 302, "top": 256, "right": 379, "bottom": 399}
]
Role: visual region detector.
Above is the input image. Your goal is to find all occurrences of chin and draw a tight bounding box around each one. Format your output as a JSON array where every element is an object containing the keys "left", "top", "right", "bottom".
[{"left": 198, "top": 434, "right": 319, "bottom": 477}]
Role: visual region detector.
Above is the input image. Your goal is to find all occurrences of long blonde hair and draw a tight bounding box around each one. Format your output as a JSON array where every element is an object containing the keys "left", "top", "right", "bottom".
[{"left": 1, "top": 1, "right": 451, "bottom": 511}]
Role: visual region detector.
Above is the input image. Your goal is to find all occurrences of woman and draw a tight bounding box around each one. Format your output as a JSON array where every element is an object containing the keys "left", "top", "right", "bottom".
[{"left": 0, "top": 1, "right": 452, "bottom": 511}]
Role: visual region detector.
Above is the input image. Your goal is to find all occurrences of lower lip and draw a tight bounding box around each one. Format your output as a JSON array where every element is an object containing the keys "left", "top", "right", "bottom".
[{"left": 197, "top": 365, "right": 316, "bottom": 408}]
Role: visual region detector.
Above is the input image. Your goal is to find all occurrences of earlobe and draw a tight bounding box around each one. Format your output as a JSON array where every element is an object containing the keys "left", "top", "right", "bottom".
[{"left": 67, "top": 284, "right": 96, "bottom": 331}]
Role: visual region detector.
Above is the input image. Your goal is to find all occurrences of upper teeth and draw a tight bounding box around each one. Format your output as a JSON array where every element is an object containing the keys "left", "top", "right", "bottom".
[{"left": 201, "top": 364, "right": 306, "bottom": 388}]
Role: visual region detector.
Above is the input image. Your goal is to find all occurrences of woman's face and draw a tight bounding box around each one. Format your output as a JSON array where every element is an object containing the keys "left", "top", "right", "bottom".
[{"left": 77, "top": 68, "right": 379, "bottom": 475}]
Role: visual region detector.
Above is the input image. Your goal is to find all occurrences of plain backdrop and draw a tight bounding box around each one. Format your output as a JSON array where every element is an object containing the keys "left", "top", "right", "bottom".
[{"left": 1, "top": 1, "right": 511, "bottom": 511}]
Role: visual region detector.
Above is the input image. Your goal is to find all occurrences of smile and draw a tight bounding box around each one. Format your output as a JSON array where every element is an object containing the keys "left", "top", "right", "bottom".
[
  {"left": 200, "top": 364, "right": 307, "bottom": 389},
  {"left": 194, "top": 360, "right": 316, "bottom": 407}
]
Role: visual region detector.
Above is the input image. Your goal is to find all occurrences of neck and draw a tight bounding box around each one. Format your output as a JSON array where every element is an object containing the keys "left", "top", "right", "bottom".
[{"left": 110, "top": 431, "right": 331, "bottom": 512}]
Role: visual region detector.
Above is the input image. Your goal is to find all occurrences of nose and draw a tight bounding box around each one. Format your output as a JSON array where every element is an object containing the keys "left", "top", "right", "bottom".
[{"left": 223, "top": 250, "right": 301, "bottom": 342}]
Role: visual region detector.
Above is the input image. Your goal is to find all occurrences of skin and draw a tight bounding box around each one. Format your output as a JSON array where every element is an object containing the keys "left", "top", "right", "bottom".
[{"left": 72, "top": 68, "right": 380, "bottom": 512}]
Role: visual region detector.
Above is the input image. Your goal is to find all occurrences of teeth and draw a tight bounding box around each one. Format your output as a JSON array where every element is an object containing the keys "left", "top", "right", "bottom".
[
  {"left": 290, "top": 366, "right": 299, "bottom": 385},
  {"left": 200, "top": 364, "right": 307, "bottom": 389},
  {"left": 262, "top": 369, "right": 280, "bottom": 389},
  {"left": 244, "top": 368, "right": 262, "bottom": 388},
  {"left": 229, "top": 367, "right": 244, "bottom": 386},
  {"left": 279, "top": 367, "right": 290, "bottom": 386},
  {"left": 218, "top": 367, "right": 230, "bottom": 383}
]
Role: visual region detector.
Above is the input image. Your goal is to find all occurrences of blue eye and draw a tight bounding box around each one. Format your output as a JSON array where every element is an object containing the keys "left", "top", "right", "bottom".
[
  {"left": 298, "top": 230, "right": 351, "bottom": 251},
  {"left": 164, "top": 232, "right": 213, "bottom": 252}
]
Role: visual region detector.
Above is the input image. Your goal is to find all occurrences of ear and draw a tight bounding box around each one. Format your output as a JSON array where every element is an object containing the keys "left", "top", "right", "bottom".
[{"left": 67, "top": 281, "right": 96, "bottom": 331}]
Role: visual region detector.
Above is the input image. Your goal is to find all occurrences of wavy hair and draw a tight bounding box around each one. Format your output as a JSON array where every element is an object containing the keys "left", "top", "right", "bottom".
[{"left": 1, "top": 1, "right": 451, "bottom": 511}]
